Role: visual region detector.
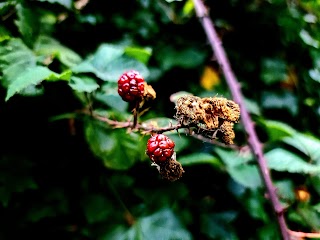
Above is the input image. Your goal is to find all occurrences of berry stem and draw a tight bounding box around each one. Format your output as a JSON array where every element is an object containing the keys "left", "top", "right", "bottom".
[
  {"left": 89, "top": 111, "right": 242, "bottom": 150},
  {"left": 133, "top": 100, "right": 140, "bottom": 129}
]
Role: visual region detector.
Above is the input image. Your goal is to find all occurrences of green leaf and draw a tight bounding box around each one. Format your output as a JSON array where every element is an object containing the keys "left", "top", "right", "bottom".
[
  {"left": 283, "top": 133, "right": 320, "bottom": 163},
  {"left": 34, "top": 35, "right": 82, "bottom": 67},
  {"left": 311, "top": 176, "right": 320, "bottom": 196},
  {"left": 94, "top": 92, "right": 128, "bottom": 113},
  {"left": 95, "top": 83, "right": 128, "bottom": 112},
  {"left": 27, "top": 206, "right": 56, "bottom": 222},
  {"left": 179, "top": 153, "right": 222, "bottom": 168},
  {"left": 15, "top": 4, "right": 40, "bottom": 46},
  {"left": 124, "top": 46, "right": 152, "bottom": 64},
  {"left": 0, "top": 26, "right": 10, "bottom": 42},
  {"left": 26, "top": 189, "right": 68, "bottom": 222},
  {"left": 260, "top": 120, "right": 296, "bottom": 141},
  {"left": 19, "top": 84, "right": 44, "bottom": 97},
  {"left": 6, "top": 66, "right": 54, "bottom": 101},
  {"left": 201, "top": 211, "right": 239, "bottom": 240},
  {"left": 1, "top": 38, "right": 72, "bottom": 100},
  {"left": 274, "top": 180, "right": 295, "bottom": 202},
  {"left": 265, "top": 148, "right": 320, "bottom": 174},
  {"left": 103, "top": 208, "right": 192, "bottom": 240},
  {"left": 82, "top": 194, "right": 113, "bottom": 224},
  {"left": 215, "top": 148, "right": 253, "bottom": 167},
  {"left": 91, "top": 44, "right": 124, "bottom": 66},
  {"left": 99, "top": 56, "right": 149, "bottom": 82},
  {"left": 260, "top": 58, "right": 287, "bottom": 85},
  {"left": 73, "top": 44, "right": 149, "bottom": 81},
  {"left": 215, "top": 149, "right": 262, "bottom": 189},
  {"left": 46, "top": 69, "right": 72, "bottom": 81},
  {"left": 0, "top": 1, "right": 17, "bottom": 18},
  {"left": 244, "top": 98, "right": 261, "bottom": 115},
  {"left": 227, "top": 164, "right": 263, "bottom": 189},
  {"left": 156, "top": 46, "right": 207, "bottom": 70},
  {"left": 257, "top": 223, "right": 281, "bottom": 240},
  {"left": 314, "top": 203, "right": 320, "bottom": 214},
  {"left": 69, "top": 76, "right": 99, "bottom": 93},
  {"left": 3, "top": 61, "right": 35, "bottom": 87},
  {"left": 0, "top": 156, "right": 37, "bottom": 207},
  {"left": 309, "top": 68, "right": 320, "bottom": 83},
  {"left": 244, "top": 190, "right": 269, "bottom": 222},
  {"left": 37, "top": 0, "right": 73, "bottom": 9},
  {"left": 0, "top": 49, "right": 34, "bottom": 65},
  {"left": 71, "top": 61, "right": 97, "bottom": 74},
  {"left": 296, "top": 205, "right": 320, "bottom": 230},
  {"left": 0, "top": 38, "right": 36, "bottom": 87},
  {"left": 165, "top": 0, "right": 183, "bottom": 2},
  {"left": 134, "top": 183, "right": 189, "bottom": 209},
  {"left": 261, "top": 90, "right": 298, "bottom": 115},
  {"left": 299, "top": 29, "right": 319, "bottom": 48},
  {"left": 182, "top": 0, "right": 195, "bottom": 17},
  {"left": 85, "top": 123, "right": 146, "bottom": 170},
  {"left": 166, "top": 133, "right": 190, "bottom": 152},
  {"left": 73, "top": 44, "right": 124, "bottom": 74}
]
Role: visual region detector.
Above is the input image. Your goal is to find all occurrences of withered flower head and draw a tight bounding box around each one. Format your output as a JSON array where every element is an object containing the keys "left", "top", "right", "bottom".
[
  {"left": 143, "top": 82, "right": 156, "bottom": 101},
  {"left": 175, "top": 95, "right": 240, "bottom": 145}
]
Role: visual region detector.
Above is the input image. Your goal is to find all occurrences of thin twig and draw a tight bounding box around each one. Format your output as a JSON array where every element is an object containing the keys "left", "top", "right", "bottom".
[
  {"left": 191, "top": 0, "right": 290, "bottom": 239},
  {"left": 288, "top": 230, "right": 320, "bottom": 239},
  {"left": 91, "top": 112, "right": 241, "bottom": 149},
  {"left": 93, "top": 113, "right": 183, "bottom": 132},
  {"left": 132, "top": 101, "right": 140, "bottom": 129},
  {"left": 190, "top": 132, "right": 241, "bottom": 150}
]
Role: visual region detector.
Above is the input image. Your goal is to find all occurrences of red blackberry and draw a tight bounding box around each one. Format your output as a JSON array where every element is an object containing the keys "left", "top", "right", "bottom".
[
  {"left": 146, "top": 134, "right": 175, "bottom": 163},
  {"left": 118, "top": 70, "right": 145, "bottom": 102}
]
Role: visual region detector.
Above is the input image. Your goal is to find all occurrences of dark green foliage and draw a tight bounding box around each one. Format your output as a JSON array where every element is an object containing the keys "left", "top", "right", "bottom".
[{"left": 1, "top": 0, "right": 320, "bottom": 239}]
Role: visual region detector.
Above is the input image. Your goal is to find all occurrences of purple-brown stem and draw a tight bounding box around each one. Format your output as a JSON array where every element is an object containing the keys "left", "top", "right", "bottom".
[
  {"left": 133, "top": 100, "right": 140, "bottom": 129},
  {"left": 192, "top": 0, "right": 290, "bottom": 239},
  {"left": 91, "top": 112, "right": 241, "bottom": 149}
]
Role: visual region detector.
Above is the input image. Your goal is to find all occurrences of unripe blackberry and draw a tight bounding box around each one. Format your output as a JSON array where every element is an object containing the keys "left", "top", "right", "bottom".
[
  {"left": 146, "top": 134, "right": 175, "bottom": 163},
  {"left": 118, "top": 70, "right": 145, "bottom": 102}
]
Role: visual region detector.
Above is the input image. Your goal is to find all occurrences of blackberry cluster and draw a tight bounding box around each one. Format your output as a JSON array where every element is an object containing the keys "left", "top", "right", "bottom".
[
  {"left": 146, "top": 134, "right": 175, "bottom": 163},
  {"left": 118, "top": 70, "right": 145, "bottom": 102}
]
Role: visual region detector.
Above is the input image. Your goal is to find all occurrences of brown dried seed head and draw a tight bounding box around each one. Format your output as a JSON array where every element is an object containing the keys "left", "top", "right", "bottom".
[
  {"left": 219, "top": 121, "right": 236, "bottom": 145},
  {"left": 174, "top": 95, "right": 240, "bottom": 144},
  {"left": 203, "top": 97, "right": 240, "bottom": 123},
  {"left": 175, "top": 95, "right": 202, "bottom": 125}
]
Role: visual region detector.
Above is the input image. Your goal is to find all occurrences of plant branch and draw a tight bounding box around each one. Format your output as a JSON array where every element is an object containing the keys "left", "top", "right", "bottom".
[
  {"left": 288, "top": 230, "right": 320, "bottom": 239},
  {"left": 192, "top": 0, "right": 290, "bottom": 239},
  {"left": 91, "top": 112, "right": 240, "bottom": 149}
]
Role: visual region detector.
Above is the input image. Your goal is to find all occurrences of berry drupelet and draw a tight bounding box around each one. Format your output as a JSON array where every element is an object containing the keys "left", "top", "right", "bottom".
[
  {"left": 146, "top": 134, "right": 175, "bottom": 164},
  {"left": 118, "top": 70, "right": 145, "bottom": 102}
]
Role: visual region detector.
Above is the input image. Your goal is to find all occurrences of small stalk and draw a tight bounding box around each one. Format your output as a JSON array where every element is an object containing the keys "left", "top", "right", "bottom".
[{"left": 133, "top": 100, "right": 140, "bottom": 129}]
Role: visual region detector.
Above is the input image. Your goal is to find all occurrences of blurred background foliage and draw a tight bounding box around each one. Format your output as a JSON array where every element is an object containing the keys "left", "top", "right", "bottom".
[{"left": 1, "top": 0, "right": 320, "bottom": 239}]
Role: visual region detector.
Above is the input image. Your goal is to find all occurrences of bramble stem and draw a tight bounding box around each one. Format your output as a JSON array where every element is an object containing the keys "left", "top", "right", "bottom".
[
  {"left": 288, "top": 230, "right": 320, "bottom": 239},
  {"left": 191, "top": 0, "right": 290, "bottom": 239},
  {"left": 90, "top": 112, "right": 240, "bottom": 149},
  {"left": 133, "top": 101, "right": 140, "bottom": 129}
]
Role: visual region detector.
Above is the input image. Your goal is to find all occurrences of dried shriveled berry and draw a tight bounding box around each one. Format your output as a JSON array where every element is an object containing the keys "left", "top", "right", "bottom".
[
  {"left": 146, "top": 134, "right": 175, "bottom": 164},
  {"left": 159, "top": 154, "right": 185, "bottom": 182},
  {"left": 118, "top": 70, "right": 145, "bottom": 102}
]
